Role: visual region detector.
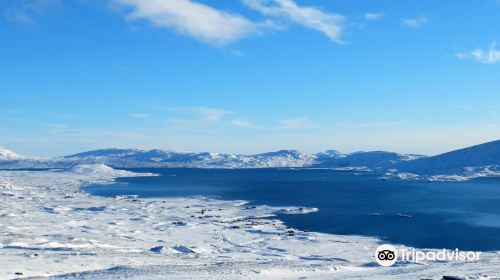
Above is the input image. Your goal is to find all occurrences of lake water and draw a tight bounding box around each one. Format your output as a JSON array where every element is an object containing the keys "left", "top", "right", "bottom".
[{"left": 85, "top": 168, "right": 500, "bottom": 251}]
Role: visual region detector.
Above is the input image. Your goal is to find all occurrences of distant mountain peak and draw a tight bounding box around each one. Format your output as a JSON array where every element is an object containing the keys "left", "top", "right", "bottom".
[{"left": 0, "top": 146, "right": 23, "bottom": 160}]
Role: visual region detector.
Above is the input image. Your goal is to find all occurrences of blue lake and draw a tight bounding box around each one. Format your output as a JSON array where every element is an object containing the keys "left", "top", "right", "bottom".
[{"left": 85, "top": 168, "right": 500, "bottom": 251}]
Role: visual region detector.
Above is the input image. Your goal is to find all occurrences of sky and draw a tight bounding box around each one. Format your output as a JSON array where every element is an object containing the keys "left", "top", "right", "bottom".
[{"left": 1, "top": 0, "right": 500, "bottom": 157}]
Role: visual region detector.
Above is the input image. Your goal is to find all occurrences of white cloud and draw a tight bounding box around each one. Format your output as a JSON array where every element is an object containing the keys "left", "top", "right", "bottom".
[
  {"left": 129, "top": 113, "right": 150, "bottom": 119},
  {"left": 172, "top": 107, "right": 233, "bottom": 122},
  {"left": 44, "top": 123, "right": 69, "bottom": 129},
  {"left": 3, "top": 0, "right": 62, "bottom": 25},
  {"left": 456, "top": 43, "right": 500, "bottom": 64},
  {"left": 114, "top": 0, "right": 260, "bottom": 45},
  {"left": 279, "top": 116, "right": 313, "bottom": 129},
  {"left": 195, "top": 107, "right": 233, "bottom": 122},
  {"left": 230, "top": 49, "right": 244, "bottom": 57},
  {"left": 364, "top": 12, "right": 384, "bottom": 21},
  {"left": 230, "top": 120, "right": 264, "bottom": 129},
  {"left": 401, "top": 16, "right": 428, "bottom": 28},
  {"left": 243, "top": 0, "right": 344, "bottom": 43},
  {"left": 450, "top": 104, "right": 473, "bottom": 111}
]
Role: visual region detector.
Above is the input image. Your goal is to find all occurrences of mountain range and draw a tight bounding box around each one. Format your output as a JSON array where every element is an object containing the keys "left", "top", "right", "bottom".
[
  {"left": 0, "top": 146, "right": 418, "bottom": 169},
  {"left": 1, "top": 140, "right": 500, "bottom": 180}
]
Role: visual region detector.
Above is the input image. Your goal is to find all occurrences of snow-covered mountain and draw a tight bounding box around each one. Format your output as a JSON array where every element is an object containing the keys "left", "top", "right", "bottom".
[
  {"left": 0, "top": 146, "right": 23, "bottom": 160},
  {"left": 0, "top": 146, "right": 422, "bottom": 170},
  {"left": 396, "top": 140, "right": 500, "bottom": 175},
  {"left": 1, "top": 140, "right": 500, "bottom": 181},
  {"left": 59, "top": 148, "right": 316, "bottom": 168},
  {"left": 58, "top": 148, "right": 422, "bottom": 169}
]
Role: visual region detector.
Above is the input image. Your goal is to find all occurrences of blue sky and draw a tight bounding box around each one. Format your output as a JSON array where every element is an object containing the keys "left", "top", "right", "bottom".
[{"left": 1, "top": 0, "right": 500, "bottom": 157}]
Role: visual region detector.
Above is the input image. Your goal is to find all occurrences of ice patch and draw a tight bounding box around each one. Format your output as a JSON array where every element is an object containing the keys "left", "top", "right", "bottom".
[
  {"left": 382, "top": 166, "right": 500, "bottom": 182},
  {"left": 274, "top": 207, "right": 319, "bottom": 215}
]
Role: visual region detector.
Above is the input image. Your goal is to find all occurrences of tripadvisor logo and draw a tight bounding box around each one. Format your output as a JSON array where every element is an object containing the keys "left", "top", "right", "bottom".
[
  {"left": 375, "top": 244, "right": 397, "bottom": 266},
  {"left": 374, "top": 244, "right": 481, "bottom": 267}
]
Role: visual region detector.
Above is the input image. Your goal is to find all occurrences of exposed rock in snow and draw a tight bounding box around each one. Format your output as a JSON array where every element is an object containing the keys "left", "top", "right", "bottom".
[{"left": 150, "top": 245, "right": 196, "bottom": 255}]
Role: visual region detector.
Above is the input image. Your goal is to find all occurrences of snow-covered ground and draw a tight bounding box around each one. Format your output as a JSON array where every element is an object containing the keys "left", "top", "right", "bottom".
[{"left": 1, "top": 165, "right": 499, "bottom": 279}]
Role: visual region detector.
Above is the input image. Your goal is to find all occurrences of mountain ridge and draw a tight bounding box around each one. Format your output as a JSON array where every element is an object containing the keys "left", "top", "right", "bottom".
[
  {"left": 0, "top": 146, "right": 420, "bottom": 169},
  {"left": 395, "top": 140, "right": 500, "bottom": 175},
  {"left": 1, "top": 140, "right": 500, "bottom": 181}
]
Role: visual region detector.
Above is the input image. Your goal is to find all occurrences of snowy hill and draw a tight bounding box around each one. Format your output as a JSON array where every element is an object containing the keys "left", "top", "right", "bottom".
[
  {"left": 0, "top": 146, "right": 23, "bottom": 160},
  {"left": 313, "top": 151, "right": 426, "bottom": 169},
  {"left": 248, "top": 150, "right": 315, "bottom": 168},
  {"left": 70, "top": 164, "right": 138, "bottom": 177},
  {"left": 68, "top": 163, "right": 157, "bottom": 178},
  {"left": 396, "top": 140, "right": 500, "bottom": 175}
]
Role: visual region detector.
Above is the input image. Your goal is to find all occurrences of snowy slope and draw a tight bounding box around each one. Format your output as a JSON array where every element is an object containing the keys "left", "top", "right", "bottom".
[
  {"left": 69, "top": 164, "right": 156, "bottom": 177},
  {"left": 0, "top": 146, "right": 23, "bottom": 160},
  {"left": 396, "top": 140, "right": 500, "bottom": 175}
]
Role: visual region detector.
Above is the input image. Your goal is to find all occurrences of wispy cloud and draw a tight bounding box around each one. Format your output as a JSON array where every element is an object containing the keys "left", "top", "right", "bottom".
[
  {"left": 194, "top": 107, "right": 233, "bottom": 122},
  {"left": 44, "top": 123, "right": 69, "bottom": 129},
  {"left": 230, "top": 120, "right": 264, "bottom": 129},
  {"left": 279, "top": 116, "right": 313, "bottom": 129},
  {"left": 243, "top": 0, "right": 344, "bottom": 43},
  {"left": 114, "top": 0, "right": 263, "bottom": 45},
  {"left": 230, "top": 49, "right": 244, "bottom": 57},
  {"left": 456, "top": 42, "right": 500, "bottom": 64},
  {"left": 335, "top": 120, "right": 421, "bottom": 129},
  {"left": 450, "top": 103, "right": 474, "bottom": 111},
  {"left": 401, "top": 15, "right": 428, "bottom": 28},
  {"left": 2, "top": 0, "right": 62, "bottom": 25},
  {"left": 364, "top": 12, "right": 384, "bottom": 21},
  {"left": 129, "top": 113, "right": 150, "bottom": 119},
  {"left": 172, "top": 107, "right": 233, "bottom": 122}
]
